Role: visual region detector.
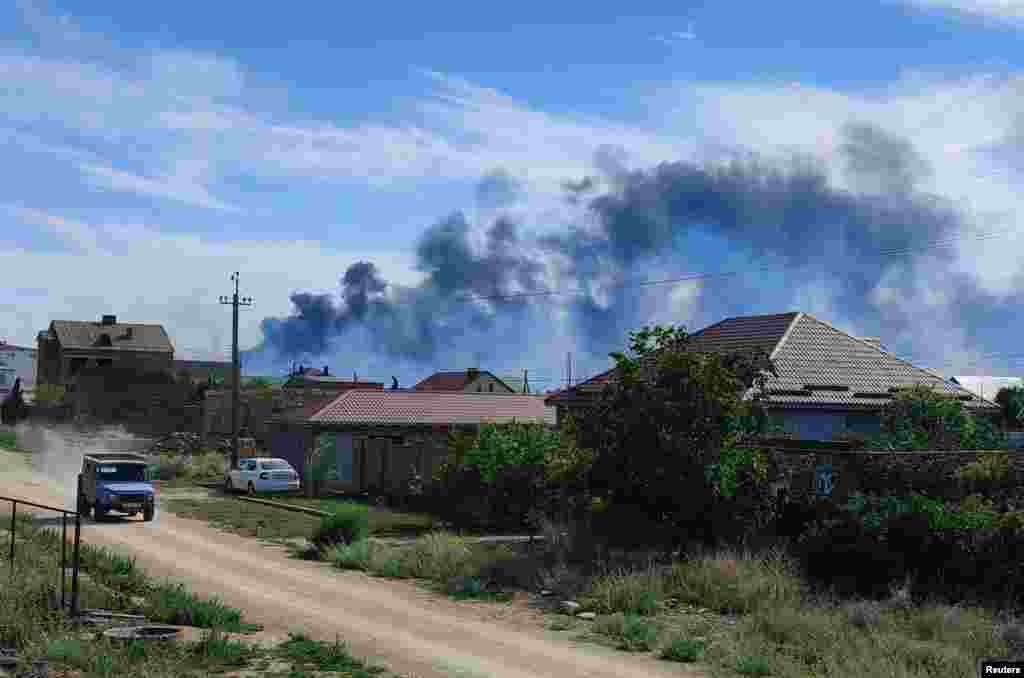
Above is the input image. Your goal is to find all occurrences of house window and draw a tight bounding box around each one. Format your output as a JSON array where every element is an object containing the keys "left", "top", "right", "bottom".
[
  {"left": 476, "top": 385, "right": 482, "bottom": 392},
  {"left": 97, "top": 359, "right": 113, "bottom": 368},
  {"left": 488, "top": 383, "right": 494, "bottom": 392},
  {"left": 69, "top": 358, "right": 87, "bottom": 375}
]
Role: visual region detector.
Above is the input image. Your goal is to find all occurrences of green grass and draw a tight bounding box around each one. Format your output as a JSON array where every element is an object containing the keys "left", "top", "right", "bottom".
[
  {"left": 659, "top": 636, "right": 705, "bottom": 663},
  {"left": 273, "top": 494, "right": 436, "bottom": 536},
  {"left": 1, "top": 512, "right": 399, "bottom": 677},
  {"left": 145, "top": 582, "right": 259, "bottom": 632},
  {"left": 162, "top": 496, "right": 320, "bottom": 541},
  {"left": 0, "top": 429, "right": 28, "bottom": 453},
  {"left": 592, "top": 613, "right": 661, "bottom": 652},
  {"left": 278, "top": 632, "right": 386, "bottom": 676}
]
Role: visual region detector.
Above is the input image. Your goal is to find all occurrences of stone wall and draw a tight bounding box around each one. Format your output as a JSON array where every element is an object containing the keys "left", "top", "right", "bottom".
[{"left": 766, "top": 448, "right": 1024, "bottom": 506}]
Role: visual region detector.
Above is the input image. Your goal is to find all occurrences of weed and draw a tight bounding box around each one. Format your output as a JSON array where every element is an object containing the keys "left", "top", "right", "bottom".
[
  {"left": 394, "top": 532, "right": 476, "bottom": 583},
  {"left": 586, "top": 566, "right": 665, "bottom": 616},
  {"left": 146, "top": 583, "right": 255, "bottom": 631},
  {"left": 843, "top": 600, "right": 883, "bottom": 628},
  {"left": 311, "top": 503, "right": 370, "bottom": 548},
  {"left": 735, "top": 654, "right": 772, "bottom": 676},
  {"left": 660, "top": 636, "right": 705, "bottom": 663},
  {"left": 279, "top": 632, "right": 384, "bottom": 675},
  {"left": 327, "top": 539, "right": 376, "bottom": 570},
  {"left": 593, "top": 613, "right": 660, "bottom": 652},
  {"left": 666, "top": 547, "right": 802, "bottom": 615}
]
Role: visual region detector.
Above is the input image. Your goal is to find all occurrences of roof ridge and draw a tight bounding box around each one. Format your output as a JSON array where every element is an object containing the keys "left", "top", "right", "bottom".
[
  {"left": 792, "top": 314, "right": 990, "bottom": 403},
  {"left": 768, "top": 312, "right": 804, "bottom": 360}
]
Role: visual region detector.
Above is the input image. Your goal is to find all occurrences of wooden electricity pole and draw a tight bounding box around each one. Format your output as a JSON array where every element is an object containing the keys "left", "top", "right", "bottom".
[{"left": 219, "top": 272, "right": 253, "bottom": 470}]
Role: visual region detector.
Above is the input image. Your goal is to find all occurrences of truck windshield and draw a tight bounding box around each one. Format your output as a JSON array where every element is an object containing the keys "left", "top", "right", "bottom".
[{"left": 97, "top": 464, "right": 146, "bottom": 482}]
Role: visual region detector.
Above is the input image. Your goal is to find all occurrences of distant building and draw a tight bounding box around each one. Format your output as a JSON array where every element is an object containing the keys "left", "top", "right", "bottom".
[
  {"left": 413, "top": 368, "right": 516, "bottom": 394},
  {"left": 36, "top": 314, "right": 175, "bottom": 388},
  {"left": 0, "top": 341, "right": 37, "bottom": 400},
  {"left": 173, "top": 359, "right": 233, "bottom": 386}
]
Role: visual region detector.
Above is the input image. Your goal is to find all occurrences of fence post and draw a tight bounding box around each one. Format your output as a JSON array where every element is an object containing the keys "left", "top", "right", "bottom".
[
  {"left": 8, "top": 501, "right": 16, "bottom": 567},
  {"left": 61, "top": 512, "right": 67, "bottom": 611},
  {"left": 70, "top": 512, "right": 81, "bottom": 618}
]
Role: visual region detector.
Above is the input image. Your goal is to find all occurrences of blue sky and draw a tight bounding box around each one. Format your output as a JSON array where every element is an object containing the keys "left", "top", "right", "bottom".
[{"left": 3, "top": 0, "right": 1024, "bottom": 390}]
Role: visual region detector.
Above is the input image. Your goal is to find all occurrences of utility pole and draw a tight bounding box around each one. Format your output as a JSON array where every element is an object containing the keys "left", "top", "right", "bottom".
[{"left": 219, "top": 272, "right": 253, "bottom": 470}]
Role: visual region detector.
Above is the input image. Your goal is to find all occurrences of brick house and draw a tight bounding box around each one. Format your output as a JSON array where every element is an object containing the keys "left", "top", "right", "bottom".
[
  {"left": 413, "top": 368, "right": 516, "bottom": 394},
  {"left": 546, "top": 311, "right": 999, "bottom": 442},
  {"left": 268, "top": 390, "right": 556, "bottom": 495},
  {"left": 37, "top": 315, "right": 174, "bottom": 388}
]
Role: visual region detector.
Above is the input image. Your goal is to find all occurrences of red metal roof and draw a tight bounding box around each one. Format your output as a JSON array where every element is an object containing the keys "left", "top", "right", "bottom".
[
  {"left": 413, "top": 370, "right": 514, "bottom": 393},
  {"left": 309, "top": 390, "right": 557, "bottom": 426}
]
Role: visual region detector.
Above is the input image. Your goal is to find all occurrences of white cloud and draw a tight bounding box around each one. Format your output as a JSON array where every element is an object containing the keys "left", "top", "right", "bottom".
[
  {"left": 900, "top": 0, "right": 1024, "bottom": 26},
  {"left": 652, "top": 23, "right": 697, "bottom": 45},
  {"left": 1, "top": 207, "right": 422, "bottom": 358}
]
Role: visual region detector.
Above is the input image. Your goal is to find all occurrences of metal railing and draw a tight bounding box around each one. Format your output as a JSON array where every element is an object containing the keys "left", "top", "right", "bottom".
[{"left": 2, "top": 481, "right": 81, "bottom": 617}]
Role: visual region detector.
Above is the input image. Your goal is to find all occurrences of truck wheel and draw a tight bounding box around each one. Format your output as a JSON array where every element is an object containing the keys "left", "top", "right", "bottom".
[{"left": 143, "top": 505, "right": 155, "bottom": 522}]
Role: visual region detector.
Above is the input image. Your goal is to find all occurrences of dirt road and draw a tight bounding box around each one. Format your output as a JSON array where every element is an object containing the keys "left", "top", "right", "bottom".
[{"left": 0, "top": 447, "right": 703, "bottom": 678}]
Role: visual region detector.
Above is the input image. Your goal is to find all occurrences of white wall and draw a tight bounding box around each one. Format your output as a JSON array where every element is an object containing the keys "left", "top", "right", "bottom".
[{"left": 0, "top": 344, "right": 36, "bottom": 397}]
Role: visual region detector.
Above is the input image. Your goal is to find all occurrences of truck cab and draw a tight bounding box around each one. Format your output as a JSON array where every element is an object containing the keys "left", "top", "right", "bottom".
[{"left": 78, "top": 453, "right": 156, "bottom": 521}]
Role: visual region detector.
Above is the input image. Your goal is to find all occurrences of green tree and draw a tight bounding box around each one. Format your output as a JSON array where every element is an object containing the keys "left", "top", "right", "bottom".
[
  {"left": 868, "top": 383, "right": 1005, "bottom": 450},
  {"left": 995, "top": 385, "right": 1024, "bottom": 428},
  {"left": 573, "top": 324, "right": 777, "bottom": 548}
]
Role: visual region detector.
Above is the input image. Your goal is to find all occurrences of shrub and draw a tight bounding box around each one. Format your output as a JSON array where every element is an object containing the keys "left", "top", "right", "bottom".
[
  {"left": 660, "top": 636, "right": 705, "bottom": 663},
  {"left": 474, "top": 545, "right": 541, "bottom": 591},
  {"left": 586, "top": 566, "right": 665, "bottom": 616},
  {"left": 145, "top": 583, "right": 248, "bottom": 630},
  {"left": 843, "top": 600, "right": 883, "bottom": 628},
  {"left": 735, "top": 654, "right": 772, "bottom": 676},
  {"left": 666, "top": 548, "right": 802, "bottom": 615},
  {"left": 311, "top": 504, "right": 370, "bottom": 548},
  {"left": 395, "top": 532, "right": 476, "bottom": 584},
  {"left": 327, "top": 540, "right": 376, "bottom": 570},
  {"left": 593, "top": 613, "right": 660, "bottom": 652}
]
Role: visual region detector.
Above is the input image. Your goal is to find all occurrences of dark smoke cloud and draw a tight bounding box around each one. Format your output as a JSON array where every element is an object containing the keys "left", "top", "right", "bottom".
[
  {"left": 476, "top": 169, "right": 522, "bottom": 208},
  {"left": 252, "top": 125, "right": 1009, "bottom": 374},
  {"left": 840, "top": 122, "right": 932, "bottom": 195}
]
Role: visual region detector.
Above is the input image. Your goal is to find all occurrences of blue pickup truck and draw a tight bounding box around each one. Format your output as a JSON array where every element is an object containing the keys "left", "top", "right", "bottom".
[{"left": 78, "top": 453, "right": 156, "bottom": 521}]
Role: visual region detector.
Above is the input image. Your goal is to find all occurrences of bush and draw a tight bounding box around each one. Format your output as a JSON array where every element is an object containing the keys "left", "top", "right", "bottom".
[
  {"left": 146, "top": 583, "right": 249, "bottom": 630},
  {"left": 666, "top": 548, "right": 802, "bottom": 615},
  {"left": 660, "top": 636, "right": 705, "bottom": 663},
  {"left": 326, "top": 540, "right": 376, "bottom": 570},
  {"left": 474, "top": 545, "right": 541, "bottom": 591},
  {"left": 843, "top": 600, "right": 883, "bottom": 628},
  {"left": 586, "top": 566, "right": 665, "bottom": 616},
  {"left": 311, "top": 504, "right": 370, "bottom": 548},
  {"left": 593, "top": 613, "right": 661, "bottom": 652},
  {"left": 395, "top": 532, "right": 476, "bottom": 584}
]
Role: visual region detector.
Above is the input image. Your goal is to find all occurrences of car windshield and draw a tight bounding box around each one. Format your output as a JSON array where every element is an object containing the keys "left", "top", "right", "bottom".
[
  {"left": 260, "top": 460, "right": 291, "bottom": 470},
  {"left": 97, "top": 464, "right": 146, "bottom": 482}
]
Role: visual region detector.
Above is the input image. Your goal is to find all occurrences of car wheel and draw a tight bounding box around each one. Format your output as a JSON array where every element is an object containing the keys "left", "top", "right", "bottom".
[
  {"left": 247, "top": 482, "right": 256, "bottom": 496},
  {"left": 225, "top": 476, "right": 234, "bottom": 494},
  {"left": 143, "top": 505, "right": 155, "bottom": 522}
]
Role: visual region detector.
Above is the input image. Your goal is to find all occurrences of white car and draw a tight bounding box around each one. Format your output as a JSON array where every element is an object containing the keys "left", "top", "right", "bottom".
[{"left": 225, "top": 457, "right": 300, "bottom": 495}]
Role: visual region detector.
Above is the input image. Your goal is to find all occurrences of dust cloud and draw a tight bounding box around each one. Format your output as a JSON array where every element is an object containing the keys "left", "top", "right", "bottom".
[{"left": 5, "top": 422, "right": 154, "bottom": 511}]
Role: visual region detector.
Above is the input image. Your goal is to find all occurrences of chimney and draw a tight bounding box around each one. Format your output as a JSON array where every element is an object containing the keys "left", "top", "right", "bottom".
[
  {"left": 467, "top": 367, "right": 480, "bottom": 378},
  {"left": 323, "top": 365, "right": 329, "bottom": 376},
  {"left": 101, "top": 315, "right": 117, "bottom": 326}
]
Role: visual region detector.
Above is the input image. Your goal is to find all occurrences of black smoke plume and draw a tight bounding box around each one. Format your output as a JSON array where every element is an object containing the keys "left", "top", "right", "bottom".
[{"left": 251, "top": 123, "right": 1019, "bottom": 374}]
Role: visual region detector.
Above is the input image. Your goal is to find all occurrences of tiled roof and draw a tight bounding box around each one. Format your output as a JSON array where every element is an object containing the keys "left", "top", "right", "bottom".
[
  {"left": 49, "top": 320, "right": 173, "bottom": 353},
  {"left": 309, "top": 390, "right": 557, "bottom": 426},
  {"left": 546, "top": 312, "right": 997, "bottom": 412},
  {"left": 270, "top": 396, "right": 338, "bottom": 423},
  {"left": 413, "top": 370, "right": 514, "bottom": 393}
]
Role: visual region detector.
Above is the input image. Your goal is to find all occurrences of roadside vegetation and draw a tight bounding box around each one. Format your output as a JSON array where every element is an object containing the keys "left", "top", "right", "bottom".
[
  {"left": 148, "top": 449, "right": 226, "bottom": 486},
  {"left": 0, "top": 428, "right": 28, "bottom": 453},
  {"left": 0, "top": 508, "right": 393, "bottom": 677},
  {"left": 162, "top": 324, "right": 1024, "bottom": 675}
]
